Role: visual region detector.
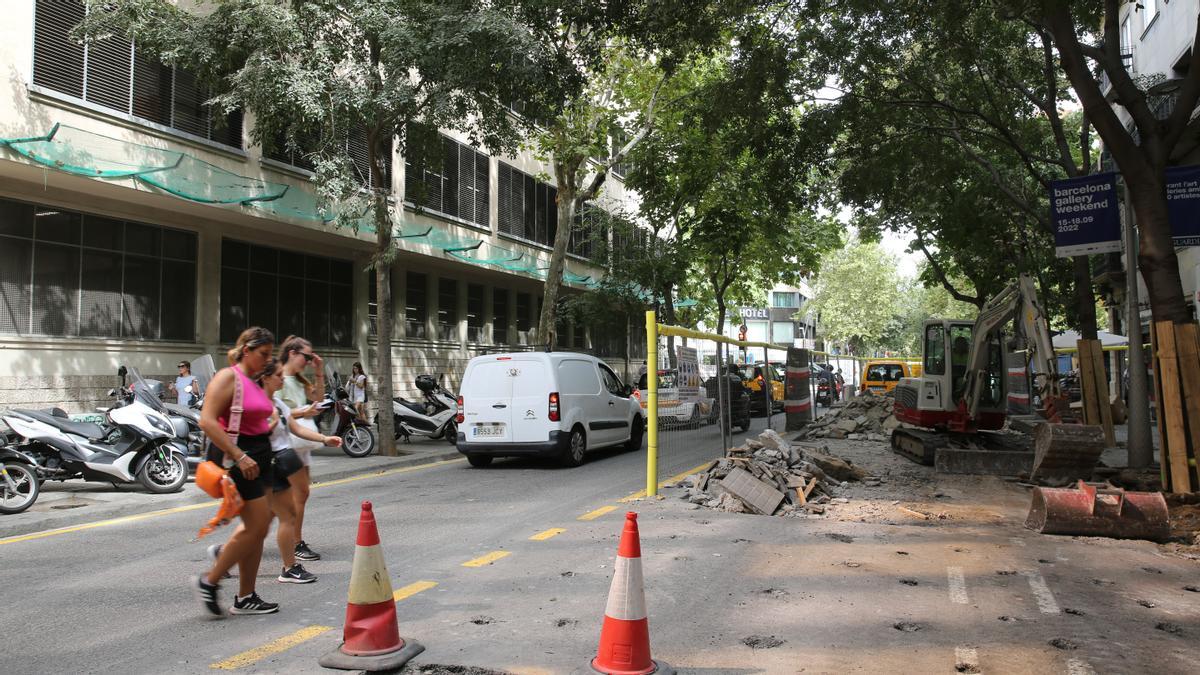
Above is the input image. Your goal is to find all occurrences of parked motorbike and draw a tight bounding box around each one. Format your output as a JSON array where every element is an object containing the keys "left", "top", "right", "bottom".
[
  {"left": 377, "top": 374, "right": 458, "bottom": 444},
  {"left": 164, "top": 355, "right": 214, "bottom": 470},
  {"left": 0, "top": 366, "right": 188, "bottom": 493},
  {"left": 322, "top": 369, "right": 376, "bottom": 458},
  {"left": 0, "top": 445, "right": 39, "bottom": 514}
]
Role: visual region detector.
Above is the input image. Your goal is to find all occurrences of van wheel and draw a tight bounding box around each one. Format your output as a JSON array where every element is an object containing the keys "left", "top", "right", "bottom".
[
  {"left": 467, "top": 454, "right": 493, "bottom": 468},
  {"left": 625, "top": 417, "right": 645, "bottom": 451},
  {"left": 561, "top": 427, "right": 587, "bottom": 467}
]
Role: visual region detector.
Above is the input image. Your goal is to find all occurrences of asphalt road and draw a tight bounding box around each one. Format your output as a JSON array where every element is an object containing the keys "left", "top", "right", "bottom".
[{"left": 3, "top": 404, "right": 1195, "bottom": 674}]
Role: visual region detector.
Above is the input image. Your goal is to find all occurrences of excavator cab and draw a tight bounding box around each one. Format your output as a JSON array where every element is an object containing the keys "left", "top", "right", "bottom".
[{"left": 894, "top": 320, "right": 1008, "bottom": 434}]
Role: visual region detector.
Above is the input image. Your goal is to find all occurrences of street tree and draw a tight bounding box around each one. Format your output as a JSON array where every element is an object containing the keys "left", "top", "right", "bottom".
[
  {"left": 808, "top": 239, "right": 905, "bottom": 354},
  {"left": 81, "top": 0, "right": 551, "bottom": 454}
]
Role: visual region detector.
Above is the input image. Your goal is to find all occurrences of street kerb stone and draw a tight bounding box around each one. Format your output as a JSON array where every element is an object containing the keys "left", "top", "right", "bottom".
[{"left": 720, "top": 467, "right": 785, "bottom": 516}]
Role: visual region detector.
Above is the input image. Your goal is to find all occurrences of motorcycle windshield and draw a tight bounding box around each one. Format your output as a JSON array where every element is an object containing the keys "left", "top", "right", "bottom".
[
  {"left": 190, "top": 355, "right": 217, "bottom": 399},
  {"left": 129, "top": 367, "right": 168, "bottom": 414}
]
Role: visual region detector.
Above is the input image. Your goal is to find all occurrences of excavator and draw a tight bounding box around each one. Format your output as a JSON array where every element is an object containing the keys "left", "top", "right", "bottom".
[{"left": 890, "top": 274, "right": 1068, "bottom": 465}]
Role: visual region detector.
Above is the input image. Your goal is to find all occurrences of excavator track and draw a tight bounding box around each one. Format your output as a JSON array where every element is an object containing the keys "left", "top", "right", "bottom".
[
  {"left": 891, "top": 427, "right": 1033, "bottom": 468},
  {"left": 890, "top": 428, "right": 945, "bottom": 466}
]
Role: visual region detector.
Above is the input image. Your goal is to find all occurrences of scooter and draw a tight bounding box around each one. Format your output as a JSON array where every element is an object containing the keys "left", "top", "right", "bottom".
[
  {"left": 0, "top": 445, "right": 39, "bottom": 514},
  {"left": 0, "top": 367, "right": 188, "bottom": 494},
  {"left": 378, "top": 374, "right": 458, "bottom": 444},
  {"left": 322, "top": 371, "right": 376, "bottom": 458}
]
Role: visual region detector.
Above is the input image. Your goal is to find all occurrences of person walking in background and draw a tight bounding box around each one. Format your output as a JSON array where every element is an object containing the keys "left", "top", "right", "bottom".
[
  {"left": 171, "top": 361, "right": 196, "bottom": 407},
  {"left": 278, "top": 335, "right": 326, "bottom": 563},
  {"left": 349, "top": 362, "right": 368, "bottom": 420},
  {"left": 193, "top": 327, "right": 279, "bottom": 617}
]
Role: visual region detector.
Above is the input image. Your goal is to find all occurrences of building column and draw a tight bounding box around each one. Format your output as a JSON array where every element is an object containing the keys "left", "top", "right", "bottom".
[
  {"left": 458, "top": 278, "right": 469, "bottom": 346},
  {"left": 425, "top": 273, "right": 437, "bottom": 340}
]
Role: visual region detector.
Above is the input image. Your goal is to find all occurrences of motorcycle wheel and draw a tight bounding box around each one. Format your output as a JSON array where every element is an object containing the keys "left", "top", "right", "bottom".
[
  {"left": 138, "top": 451, "right": 187, "bottom": 493},
  {"left": 341, "top": 426, "right": 376, "bottom": 458},
  {"left": 443, "top": 421, "right": 458, "bottom": 445},
  {"left": 0, "top": 463, "right": 39, "bottom": 514}
]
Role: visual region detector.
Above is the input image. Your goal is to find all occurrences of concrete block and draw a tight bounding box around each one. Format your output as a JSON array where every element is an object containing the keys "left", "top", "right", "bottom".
[{"left": 720, "top": 467, "right": 785, "bottom": 515}]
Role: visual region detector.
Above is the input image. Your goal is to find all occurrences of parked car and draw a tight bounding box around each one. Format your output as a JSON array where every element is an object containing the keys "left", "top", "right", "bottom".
[
  {"left": 456, "top": 352, "right": 644, "bottom": 468},
  {"left": 861, "top": 360, "right": 919, "bottom": 395},
  {"left": 636, "top": 369, "right": 715, "bottom": 428},
  {"left": 737, "top": 362, "right": 785, "bottom": 415}
]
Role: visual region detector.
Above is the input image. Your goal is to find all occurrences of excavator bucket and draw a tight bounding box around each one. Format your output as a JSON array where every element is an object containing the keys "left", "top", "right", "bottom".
[{"left": 1025, "top": 480, "right": 1170, "bottom": 542}]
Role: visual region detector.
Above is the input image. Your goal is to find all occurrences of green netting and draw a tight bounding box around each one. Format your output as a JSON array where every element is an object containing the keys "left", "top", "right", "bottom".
[
  {"left": 246, "top": 185, "right": 334, "bottom": 222},
  {"left": 139, "top": 154, "right": 288, "bottom": 204},
  {"left": 2, "top": 124, "right": 182, "bottom": 177}
]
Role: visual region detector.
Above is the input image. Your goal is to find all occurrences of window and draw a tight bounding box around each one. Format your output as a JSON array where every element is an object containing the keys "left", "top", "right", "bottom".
[
  {"left": 771, "top": 321, "right": 794, "bottom": 344},
  {"left": 32, "top": 0, "right": 242, "bottom": 148},
  {"left": 570, "top": 205, "right": 611, "bottom": 261},
  {"left": 771, "top": 292, "right": 799, "bottom": 308},
  {"left": 266, "top": 127, "right": 392, "bottom": 187},
  {"left": 924, "top": 324, "right": 946, "bottom": 375},
  {"left": 498, "top": 162, "right": 557, "bottom": 247},
  {"left": 404, "top": 124, "right": 489, "bottom": 228},
  {"left": 867, "top": 364, "right": 904, "bottom": 382},
  {"left": 516, "top": 292, "right": 532, "bottom": 344},
  {"left": 572, "top": 321, "right": 586, "bottom": 349},
  {"left": 405, "top": 272, "right": 427, "bottom": 339},
  {"left": 0, "top": 198, "right": 196, "bottom": 340},
  {"left": 219, "top": 240, "right": 351, "bottom": 346},
  {"left": 598, "top": 363, "right": 626, "bottom": 397},
  {"left": 610, "top": 130, "right": 634, "bottom": 179},
  {"left": 1143, "top": 0, "right": 1158, "bottom": 26},
  {"left": 466, "top": 283, "right": 484, "bottom": 343},
  {"left": 1120, "top": 16, "right": 1132, "bottom": 69},
  {"left": 437, "top": 278, "right": 458, "bottom": 341},
  {"left": 366, "top": 270, "right": 392, "bottom": 338},
  {"left": 492, "top": 288, "right": 509, "bottom": 344}
]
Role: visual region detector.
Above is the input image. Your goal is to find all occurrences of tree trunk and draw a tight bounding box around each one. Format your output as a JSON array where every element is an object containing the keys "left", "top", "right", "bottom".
[
  {"left": 1071, "top": 255, "right": 1098, "bottom": 340},
  {"left": 1128, "top": 179, "right": 1191, "bottom": 324},
  {"left": 369, "top": 135, "right": 397, "bottom": 456},
  {"left": 663, "top": 285, "right": 678, "bottom": 369},
  {"left": 538, "top": 185, "right": 578, "bottom": 348}
]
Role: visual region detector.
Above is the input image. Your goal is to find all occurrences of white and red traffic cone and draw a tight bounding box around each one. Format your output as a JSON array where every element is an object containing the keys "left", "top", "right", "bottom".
[
  {"left": 319, "top": 501, "right": 424, "bottom": 671},
  {"left": 588, "top": 511, "right": 673, "bottom": 675}
]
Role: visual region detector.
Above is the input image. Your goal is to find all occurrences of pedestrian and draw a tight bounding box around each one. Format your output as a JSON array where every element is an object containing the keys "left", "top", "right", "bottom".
[
  {"left": 208, "top": 358, "right": 344, "bottom": 585},
  {"left": 349, "top": 362, "right": 368, "bottom": 420},
  {"left": 193, "top": 327, "right": 279, "bottom": 617},
  {"left": 171, "top": 360, "right": 197, "bottom": 407},
  {"left": 278, "top": 335, "right": 326, "bottom": 563},
  {"left": 835, "top": 368, "right": 845, "bottom": 400}
]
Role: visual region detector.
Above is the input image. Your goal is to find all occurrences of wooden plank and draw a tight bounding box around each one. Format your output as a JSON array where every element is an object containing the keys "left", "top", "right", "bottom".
[
  {"left": 1086, "top": 340, "right": 1116, "bottom": 447},
  {"left": 1173, "top": 323, "right": 1200, "bottom": 483},
  {"left": 1155, "top": 321, "right": 1193, "bottom": 493},
  {"left": 1076, "top": 339, "right": 1100, "bottom": 425},
  {"left": 1150, "top": 324, "right": 1169, "bottom": 489}
]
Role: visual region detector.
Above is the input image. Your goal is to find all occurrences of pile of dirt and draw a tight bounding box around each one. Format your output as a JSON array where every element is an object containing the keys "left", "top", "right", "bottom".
[
  {"left": 679, "top": 430, "right": 872, "bottom": 517},
  {"left": 798, "top": 391, "right": 897, "bottom": 442}
]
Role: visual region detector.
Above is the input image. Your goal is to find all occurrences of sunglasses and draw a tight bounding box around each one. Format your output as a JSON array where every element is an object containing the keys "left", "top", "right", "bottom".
[{"left": 300, "top": 352, "right": 315, "bottom": 363}]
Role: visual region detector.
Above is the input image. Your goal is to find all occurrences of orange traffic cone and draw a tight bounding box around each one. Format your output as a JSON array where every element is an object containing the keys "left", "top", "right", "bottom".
[
  {"left": 319, "top": 501, "right": 424, "bottom": 671},
  {"left": 588, "top": 512, "right": 673, "bottom": 675}
]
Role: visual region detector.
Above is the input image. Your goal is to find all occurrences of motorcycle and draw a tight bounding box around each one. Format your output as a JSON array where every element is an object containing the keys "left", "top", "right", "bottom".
[
  {"left": 0, "top": 366, "right": 189, "bottom": 494},
  {"left": 163, "top": 355, "right": 215, "bottom": 470},
  {"left": 377, "top": 374, "right": 458, "bottom": 444},
  {"left": 0, "top": 445, "right": 39, "bottom": 514},
  {"left": 321, "top": 369, "right": 376, "bottom": 458}
]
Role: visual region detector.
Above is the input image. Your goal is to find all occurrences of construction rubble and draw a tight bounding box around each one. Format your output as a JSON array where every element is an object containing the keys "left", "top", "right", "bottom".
[
  {"left": 797, "top": 391, "right": 897, "bottom": 442},
  {"left": 679, "top": 430, "right": 871, "bottom": 517}
]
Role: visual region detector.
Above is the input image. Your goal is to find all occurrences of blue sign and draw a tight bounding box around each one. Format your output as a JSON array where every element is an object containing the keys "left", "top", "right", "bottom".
[
  {"left": 1050, "top": 172, "right": 1122, "bottom": 257},
  {"left": 1166, "top": 165, "right": 1200, "bottom": 247}
]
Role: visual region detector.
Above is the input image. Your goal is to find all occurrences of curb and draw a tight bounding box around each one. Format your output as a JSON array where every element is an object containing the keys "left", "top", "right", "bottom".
[{"left": 0, "top": 450, "right": 464, "bottom": 541}]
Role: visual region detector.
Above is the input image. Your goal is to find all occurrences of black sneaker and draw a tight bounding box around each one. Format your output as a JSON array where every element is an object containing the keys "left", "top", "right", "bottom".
[
  {"left": 294, "top": 540, "right": 321, "bottom": 561},
  {"left": 192, "top": 575, "right": 223, "bottom": 618},
  {"left": 207, "top": 543, "right": 232, "bottom": 579},
  {"left": 278, "top": 563, "right": 317, "bottom": 584},
  {"left": 230, "top": 592, "right": 279, "bottom": 615}
]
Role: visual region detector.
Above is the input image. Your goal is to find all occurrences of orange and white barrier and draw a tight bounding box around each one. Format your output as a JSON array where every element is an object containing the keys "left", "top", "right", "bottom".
[
  {"left": 319, "top": 501, "right": 424, "bottom": 671},
  {"left": 589, "top": 511, "right": 673, "bottom": 675}
]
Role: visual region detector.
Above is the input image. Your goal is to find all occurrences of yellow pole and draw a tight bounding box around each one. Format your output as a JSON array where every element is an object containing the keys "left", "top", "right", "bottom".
[{"left": 645, "top": 310, "right": 658, "bottom": 498}]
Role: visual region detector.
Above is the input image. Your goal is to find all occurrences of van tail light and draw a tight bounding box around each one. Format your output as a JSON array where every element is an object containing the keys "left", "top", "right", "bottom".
[
  {"left": 548, "top": 392, "right": 560, "bottom": 422},
  {"left": 455, "top": 396, "right": 464, "bottom": 424}
]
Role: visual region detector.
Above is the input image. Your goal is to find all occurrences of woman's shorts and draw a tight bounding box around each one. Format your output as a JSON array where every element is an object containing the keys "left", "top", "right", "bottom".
[
  {"left": 226, "top": 434, "right": 273, "bottom": 501},
  {"left": 272, "top": 447, "right": 304, "bottom": 492}
]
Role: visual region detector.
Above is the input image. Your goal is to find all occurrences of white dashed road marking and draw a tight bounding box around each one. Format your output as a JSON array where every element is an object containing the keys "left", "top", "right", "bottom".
[
  {"left": 1066, "top": 658, "right": 1096, "bottom": 675},
  {"left": 955, "top": 645, "right": 981, "bottom": 674},
  {"left": 947, "top": 566, "right": 969, "bottom": 604},
  {"left": 1022, "top": 569, "right": 1060, "bottom": 614}
]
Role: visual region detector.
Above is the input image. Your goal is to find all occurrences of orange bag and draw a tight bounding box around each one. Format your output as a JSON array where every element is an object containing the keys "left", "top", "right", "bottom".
[
  {"left": 195, "top": 460, "right": 226, "bottom": 499},
  {"left": 196, "top": 475, "right": 244, "bottom": 540}
]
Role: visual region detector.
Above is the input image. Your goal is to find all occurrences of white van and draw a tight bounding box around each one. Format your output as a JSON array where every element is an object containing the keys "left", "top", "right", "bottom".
[{"left": 455, "top": 352, "right": 644, "bottom": 467}]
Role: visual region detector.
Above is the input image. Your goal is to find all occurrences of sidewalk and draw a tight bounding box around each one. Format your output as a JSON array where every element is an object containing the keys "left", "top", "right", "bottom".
[{"left": 0, "top": 439, "right": 463, "bottom": 540}]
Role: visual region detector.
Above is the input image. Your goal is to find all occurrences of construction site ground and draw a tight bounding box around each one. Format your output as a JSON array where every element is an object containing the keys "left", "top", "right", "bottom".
[{"left": 1, "top": 407, "right": 1197, "bottom": 674}]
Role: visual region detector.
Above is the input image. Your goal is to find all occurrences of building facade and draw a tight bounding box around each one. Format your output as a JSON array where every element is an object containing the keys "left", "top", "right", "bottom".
[
  {"left": 0, "top": 1, "right": 640, "bottom": 414},
  {"left": 692, "top": 282, "right": 817, "bottom": 373}
]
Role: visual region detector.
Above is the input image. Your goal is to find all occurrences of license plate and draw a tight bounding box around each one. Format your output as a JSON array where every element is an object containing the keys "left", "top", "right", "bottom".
[{"left": 472, "top": 424, "right": 505, "bottom": 438}]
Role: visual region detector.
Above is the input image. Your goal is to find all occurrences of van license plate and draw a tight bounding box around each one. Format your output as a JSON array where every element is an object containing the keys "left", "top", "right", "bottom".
[{"left": 472, "top": 424, "right": 505, "bottom": 438}]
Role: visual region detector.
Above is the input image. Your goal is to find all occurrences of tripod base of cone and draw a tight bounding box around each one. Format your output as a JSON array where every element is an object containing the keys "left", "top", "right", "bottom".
[
  {"left": 578, "top": 659, "right": 674, "bottom": 675},
  {"left": 318, "top": 638, "right": 424, "bottom": 672}
]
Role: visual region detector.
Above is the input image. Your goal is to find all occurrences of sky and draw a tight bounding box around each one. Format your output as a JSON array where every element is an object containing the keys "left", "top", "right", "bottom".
[{"left": 880, "top": 228, "right": 921, "bottom": 279}]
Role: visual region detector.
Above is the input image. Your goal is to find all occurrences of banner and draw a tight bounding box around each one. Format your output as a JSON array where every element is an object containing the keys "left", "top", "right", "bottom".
[
  {"left": 1166, "top": 165, "right": 1200, "bottom": 247},
  {"left": 1050, "top": 172, "right": 1122, "bottom": 257}
]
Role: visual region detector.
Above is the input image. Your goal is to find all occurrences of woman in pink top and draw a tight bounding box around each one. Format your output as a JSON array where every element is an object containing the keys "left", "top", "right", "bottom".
[{"left": 193, "top": 327, "right": 280, "bottom": 618}]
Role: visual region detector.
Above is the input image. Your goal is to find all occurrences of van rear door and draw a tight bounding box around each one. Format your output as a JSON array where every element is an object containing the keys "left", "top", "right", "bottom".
[
  {"left": 462, "top": 360, "right": 514, "bottom": 443},
  {"left": 510, "top": 359, "right": 552, "bottom": 443}
]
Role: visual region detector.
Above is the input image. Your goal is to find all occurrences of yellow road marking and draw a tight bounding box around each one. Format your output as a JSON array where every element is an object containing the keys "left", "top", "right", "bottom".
[
  {"left": 619, "top": 461, "right": 712, "bottom": 502},
  {"left": 0, "top": 457, "right": 464, "bottom": 547},
  {"left": 529, "top": 527, "right": 566, "bottom": 541},
  {"left": 393, "top": 580, "right": 438, "bottom": 602},
  {"left": 578, "top": 505, "right": 617, "bottom": 521},
  {"left": 210, "top": 625, "right": 333, "bottom": 670},
  {"left": 462, "top": 550, "right": 511, "bottom": 567}
]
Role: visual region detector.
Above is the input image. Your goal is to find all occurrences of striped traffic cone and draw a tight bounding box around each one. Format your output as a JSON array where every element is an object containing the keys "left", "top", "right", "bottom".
[
  {"left": 588, "top": 512, "right": 673, "bottom": 675},
  {"left": 319, "top": 501, "right": 424, "bottom": 671}
]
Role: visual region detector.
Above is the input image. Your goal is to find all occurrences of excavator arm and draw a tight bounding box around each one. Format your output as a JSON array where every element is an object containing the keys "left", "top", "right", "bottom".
[{"left": 962, "top": 274, "right": 1059, "bottom": 418}]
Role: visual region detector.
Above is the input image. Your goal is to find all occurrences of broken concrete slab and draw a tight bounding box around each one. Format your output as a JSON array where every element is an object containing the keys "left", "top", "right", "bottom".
[{"left": 720, "top": 467, "right": 785, "bottom": 516}]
